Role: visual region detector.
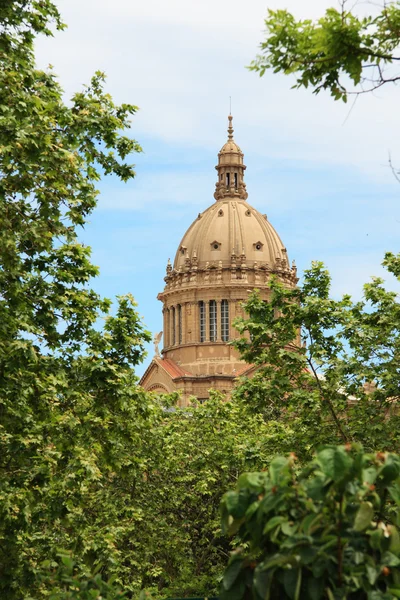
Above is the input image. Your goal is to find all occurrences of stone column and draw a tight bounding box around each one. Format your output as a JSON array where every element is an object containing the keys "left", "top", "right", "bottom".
[
  {"left": 194, "top": 302, "right": 199, "bottom": 343},
  {"left": 230, "top": 300, "right": 237, "bottom": 340},
  {"left": 170, "top": 306, "right": 175, "bottom": 346},
  {"left": 181, "top": 303, "right": 186, "bottom": 344},
  {"left": 163, "top": 308, "right": 168, "bottom": 349},
  {"left": 186, "top": 302, "right": 192, "bottom": 343},
  {"left": 216, "top": 300, "right": 222, "bottom": 342},
  {"left": 205, "top": 300, "right": 210, "bottom": 342}
]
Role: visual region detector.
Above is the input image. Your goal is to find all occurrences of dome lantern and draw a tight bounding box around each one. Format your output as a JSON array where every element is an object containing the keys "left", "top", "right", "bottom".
[{"left": 214, "top": 115, "right": 248, "bottom": 201}]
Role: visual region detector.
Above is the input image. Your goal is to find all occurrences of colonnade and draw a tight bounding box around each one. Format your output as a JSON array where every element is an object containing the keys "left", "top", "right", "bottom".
[{"left": 163, "top": 299, "right": 231, "bottom": 349}]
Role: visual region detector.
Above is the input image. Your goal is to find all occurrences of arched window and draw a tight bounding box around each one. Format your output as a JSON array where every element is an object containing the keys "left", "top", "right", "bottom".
[
  {"left": 177, "top": 304, "right": 182, "bottom": 344},
  {"left": 221, "top": 300, "right": 229, "bottom": 342},
  {"left": 226, "top": 173, "right": 230, "bottom": 187},
  {"left": 209, "top": 300, "right": 217, "bottom": 342},
  {"left": 234, "top": 173, "right": 238, "bottom": 188},
  {"left": 171, "top": 306, "right": 176, "bottom": 346},
  {"left": 199, "top": 301, "right": 205, "bottom": 342}
]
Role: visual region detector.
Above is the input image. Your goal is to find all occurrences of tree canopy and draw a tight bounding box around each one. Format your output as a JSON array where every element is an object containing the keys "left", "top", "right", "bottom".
[
  {"left": 232, "top": 252, "right": 400, "bottom": 455},
  {"left": 250, "top": 2, "right": 400, "bottom": 102},
  {"left": 0, "top": 0, "right": 154, "bottom": 596},
  {"left": 2, "top": 2, "right": 400, "bottom": 599},
  {"left": 221, "top": 444, "right": 400, "bottom": 599}
]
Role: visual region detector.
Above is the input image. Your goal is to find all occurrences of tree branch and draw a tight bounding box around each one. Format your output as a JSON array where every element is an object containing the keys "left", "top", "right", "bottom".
[
  {"left": 388, "top": 153, "right": 400, "bottom": 184},
  {"left": 306, "top": 329, "right": 348, "bottom": 442}
]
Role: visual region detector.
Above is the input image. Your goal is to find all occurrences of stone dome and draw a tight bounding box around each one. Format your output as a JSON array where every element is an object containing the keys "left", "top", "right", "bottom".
[
  {"left": 173, "top": 115, "right": 291, "bottom": 273},
  {"left": 220, "top": 116, "right": 242, "bottom": 155},
  {"left": 174, "top": 199, "right": 290, "bottom": 271},
  {"left": 219, "top": 139, "right": 242, "bottom": 155}
]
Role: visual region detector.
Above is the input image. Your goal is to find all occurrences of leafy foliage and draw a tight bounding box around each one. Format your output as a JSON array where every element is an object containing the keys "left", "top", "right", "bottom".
[
  {"left": 43, "top": 553, "right": 126, "bottom": 600},
  {"left": 232, "top": 253, "right": 400, "bottom": 456},
  {"left": 0, "top": 1, "right": 160, "bottom": 596},
  {"left": 3, "top": 3, "right": 400, "bottom": 599},
  {"left": 134, "top": 391, "right": 295, "bottom": 598},
  {"left": 250, "top": 3, "right": 400, "bottom": 101},
  {"left": 221, "top": 444, "right": 400, "bottom": 599}
]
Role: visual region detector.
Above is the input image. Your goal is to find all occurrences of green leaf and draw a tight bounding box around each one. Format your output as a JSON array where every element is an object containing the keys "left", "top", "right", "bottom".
[
  {"left": 220, "top": 574, "right": 246, "bottom": 600},
  {"left": 389, "top": 525, "right": 400, "bottom": 554},
  {"left": 317, "top": 447, "right": 352, "bottom": 482},
  {"left": 381, "top": 551, "right": 400, "bottom": 567},
  {"left": 326, "top": 588, "right": 335, "bottom": 600},
  {"left": 366, "top": 564, "right": 378, "bottom": 586},
  {"left": 369, "top": 528, "right": 384, "bottom": 551},
  {"left": 307, "top": 576, "right": 324, "bottom": 600},
  {"left": 379, "top": 455, "right": 400, "bottom": 485},
  {"left": 253, "top": 567, "right": 273, "bottom": 599},
  {"left": 222, "top": 557, "right": 243, "bottom": 590},
  {"left": 354, "top": 501, "right": 374, "bottom": 532},
  {"left": 263, "top": 515, "right": 286, "bottom": 534},
  {"left": 237, "top": 472, "right": 266, "bottom": 491},
  {"left": 283, "top": 568, "right": 301, "bottom": 600},
  {"left": 362, "top": 467, "right": 377, "bottom": 485},
  {"left": 298, "top": 545, "right": 316, "bottom": 565},
  {"left": 282, "top": 521, "right": 297, "bottom": 536},
  {"left": 224, "top": 490, "right": 249, "bottom": 519},
  {"left": 388, "top": 483, "right": 400, "bottom": 506},
  {"left": 269, "top": 456, "right": 290, "bottom": 484}
]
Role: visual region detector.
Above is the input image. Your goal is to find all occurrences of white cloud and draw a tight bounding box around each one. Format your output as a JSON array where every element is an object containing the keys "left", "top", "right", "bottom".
[{"left": 35, "top": 0, "right": 400, "bottom": 181}]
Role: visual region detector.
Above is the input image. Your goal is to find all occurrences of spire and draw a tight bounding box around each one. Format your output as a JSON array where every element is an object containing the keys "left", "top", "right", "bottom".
[
  {"left": 227, "top": 114, "right": 234, "bottom": 140},
  {"left": 214, "top": 115, "right": 248, "bottom": 201}
]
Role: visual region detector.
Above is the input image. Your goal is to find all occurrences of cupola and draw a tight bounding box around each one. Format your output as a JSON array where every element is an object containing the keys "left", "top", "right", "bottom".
[{"left": 214, "top": 115, "right": 248, "bottom": 201}]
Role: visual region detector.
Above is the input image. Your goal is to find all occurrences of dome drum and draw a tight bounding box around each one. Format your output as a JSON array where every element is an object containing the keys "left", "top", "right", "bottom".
[{"left": 217, "top": 152, "right": 243, "bottom": 166}]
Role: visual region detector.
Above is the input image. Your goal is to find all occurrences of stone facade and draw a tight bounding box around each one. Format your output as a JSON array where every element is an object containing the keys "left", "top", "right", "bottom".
[{"left": 140, "top": 116, "right": 298, "bottom": 405}]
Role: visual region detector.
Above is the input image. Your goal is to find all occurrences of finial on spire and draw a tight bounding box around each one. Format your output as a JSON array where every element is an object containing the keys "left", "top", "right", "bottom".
[{"left": 227, "top": 115, "right": 234, "bottom": 140}]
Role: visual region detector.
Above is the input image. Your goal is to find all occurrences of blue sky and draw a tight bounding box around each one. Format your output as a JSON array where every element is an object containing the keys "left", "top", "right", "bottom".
[{"left": 36, "top": 0, "right": 400, "bottom": 377}]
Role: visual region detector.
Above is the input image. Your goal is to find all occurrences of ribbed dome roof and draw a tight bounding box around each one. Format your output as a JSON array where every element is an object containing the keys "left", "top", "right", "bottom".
[
  {"left": 174, "top": 199, "right": 289, "bottom": 270},
  {"left": 168, "top": 116, "right": 293, "bottom": 278},
  {"left": 219, "top": 139, "right": 242, "bottom": 154}
]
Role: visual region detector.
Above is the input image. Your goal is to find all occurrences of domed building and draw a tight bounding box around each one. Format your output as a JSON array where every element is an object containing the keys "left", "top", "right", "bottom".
[{"left": 140, "top": 116, "right": 298, "bottom": 405}]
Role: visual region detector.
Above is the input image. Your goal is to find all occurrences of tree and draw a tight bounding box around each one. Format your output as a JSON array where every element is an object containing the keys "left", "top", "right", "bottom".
[
  {"left": 43, "top": 552, "right": 126, "bottom": 600},
  {"left": 232, "top": 253, "right": 400, "bottom": 458},
  {"left": 0, "top": 1, "right": 160, "bottom": 596},
  {"left": 250, "top": 2, "right": 400, "bottom": 102},
  {"left": 220, "top": 444, "right": 400, "bottom": 600},
  {"left": 134, "top": 391, "right": 295, "bottom": 598},
  {"left": 219, "top": 255, "right": 400, "bottom": 599}
]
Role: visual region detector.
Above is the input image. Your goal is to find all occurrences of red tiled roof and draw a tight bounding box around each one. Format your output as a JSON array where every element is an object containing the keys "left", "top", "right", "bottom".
[
  {"left": 140, "top": 356, "right": 254, "bottom": 386},
  {"left": 156, "top": 357, "right": 192, "bottom": 379},
  {"left": 234, "top": 364, "right": 255, "bottom": 377}
]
